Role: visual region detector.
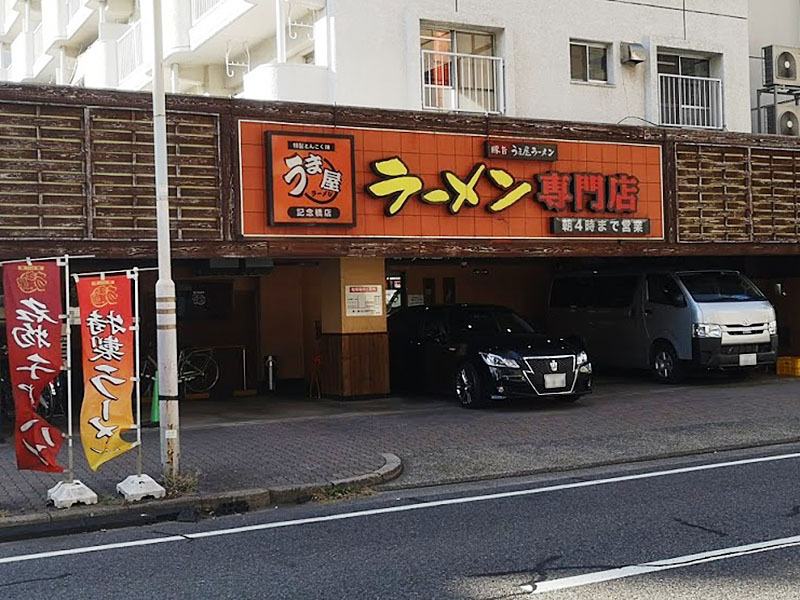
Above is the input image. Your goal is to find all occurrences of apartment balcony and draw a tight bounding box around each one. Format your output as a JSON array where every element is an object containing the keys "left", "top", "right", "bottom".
[
  {"left": 658, "top": 73, "right": 724, "bottom": 130},
  {"left": 421, "top": 49, "right": 505, "bottom": 114},
  {"left": 241, "top": 62, "right": 329, "bottom": 103},
  {"left": 117, "top": 20, "right": 146, "bottom": 87},
  {"left": 191, "top": 0, "right": 225, "bottom": 24},
  {"left": 30, "top": 20, "right": 53, "bottom": 77}
]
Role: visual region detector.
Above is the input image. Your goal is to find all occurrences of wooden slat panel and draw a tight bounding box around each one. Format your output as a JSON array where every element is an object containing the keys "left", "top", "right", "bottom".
[
  {"left": 89, "top": 108, "right": 223, "bottom": 241},
  {"left": 676, "top": 145, "right": 750, "bottom": 242},
  {"left": 0, "top": 102, "right": 87, "bottom": 238}
]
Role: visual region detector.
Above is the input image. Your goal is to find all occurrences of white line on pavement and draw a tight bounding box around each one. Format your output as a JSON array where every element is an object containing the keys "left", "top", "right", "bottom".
[
  {"left": 2, "top": 450, "right": 800, "bottom": 565},
  {"left": 532, "top": 534, "right": 800, "bottom": 594}
]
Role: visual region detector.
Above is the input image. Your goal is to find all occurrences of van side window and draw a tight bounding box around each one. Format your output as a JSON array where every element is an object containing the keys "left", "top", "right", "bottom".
[
  {"left": 550, "top": 278, "right": 592, "bottom": 308},
  {"left": 647, "top": 274, "right": 685, "bottom": 306},
  {"left": 594, "top": 276, "right": 638, "bottom": 309}
]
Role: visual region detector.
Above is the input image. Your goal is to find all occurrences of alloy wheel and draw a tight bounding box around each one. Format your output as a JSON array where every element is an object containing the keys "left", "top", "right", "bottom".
[
  {"left": 654, "top": 350, "right": 673, "bottom": 380},
  {"left": 456, "top": 367, "right": 474, "bottom": 406}
]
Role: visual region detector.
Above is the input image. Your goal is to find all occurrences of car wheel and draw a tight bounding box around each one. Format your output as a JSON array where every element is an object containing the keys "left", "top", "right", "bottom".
[
  {"left": 455, "top": 363, "right": 488, "bottom": 409},
  {"left": 652, "top": 342, "right": 685, "bottom": 383}
]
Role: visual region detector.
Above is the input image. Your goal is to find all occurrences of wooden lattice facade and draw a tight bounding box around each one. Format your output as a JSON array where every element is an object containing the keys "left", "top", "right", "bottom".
[{"left": 2, "top": 82, "right": 800, "bottom": 259}]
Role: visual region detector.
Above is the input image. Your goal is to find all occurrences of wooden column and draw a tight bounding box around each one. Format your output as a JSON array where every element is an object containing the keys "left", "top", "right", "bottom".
[{"left": 319, "top": 257, "right": 390, "bottom": 398}]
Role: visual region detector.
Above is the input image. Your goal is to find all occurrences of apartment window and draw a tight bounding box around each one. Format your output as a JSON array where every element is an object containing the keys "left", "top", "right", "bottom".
[
  {"left": 657, "top": 54, "right": 710, "bottom": 77},
  {"left": 657, "top": 52, "right": 722, "bottom": 129},
  {"left": 420, "top": 26, "right": 504, "bottom": 114},
  {"left": 570, "top": 41, "right": 609, "bottom": 83}
]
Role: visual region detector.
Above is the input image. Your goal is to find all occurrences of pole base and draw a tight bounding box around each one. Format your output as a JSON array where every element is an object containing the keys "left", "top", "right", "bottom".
[
  {"left": 47, "top": 480, "right": 98, "bottom": 509},
  {"left": 116, "top": 474, "right": 166, "bottom": 502}
]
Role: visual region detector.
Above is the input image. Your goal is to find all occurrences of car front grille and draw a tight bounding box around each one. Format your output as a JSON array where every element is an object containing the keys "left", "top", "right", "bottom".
[
  {"left": 720, "top": 343, "right": 772, "bottom": 355},
  {"left": 523, "top": 355, "right": 577, "bottom": 395}
]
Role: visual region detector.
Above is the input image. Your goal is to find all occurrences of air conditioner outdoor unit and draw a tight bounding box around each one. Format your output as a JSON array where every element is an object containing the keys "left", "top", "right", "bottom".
[
  {"left": 764, "top": 45, "right": 800, "bottom": 87},
  {"left": 765, "top": 105, "right": 800, "bottom": 136}
]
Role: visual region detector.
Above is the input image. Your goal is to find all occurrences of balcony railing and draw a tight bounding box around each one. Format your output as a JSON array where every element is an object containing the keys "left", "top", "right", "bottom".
[
  {"left": 117, "top": 21, "right": 143, "bottom": 81},
  {"left": 659, "top": 73, "right": 723, "bottom": 130},
  {"left": 32, "top": 23, "right": 42, "bottom": 60},
  {"left": 67, "top": 0, "right": 82, "bottom": 20},
  {"left": 191, "top": 0, "right": 224, "bottom": 24},
  {"left": 421, "top": 49, "right": 504, "bottom": 114}
]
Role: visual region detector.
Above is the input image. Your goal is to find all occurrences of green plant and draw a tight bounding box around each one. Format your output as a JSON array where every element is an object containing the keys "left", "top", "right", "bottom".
[
  {"left": 311, "top": 485, "right": 374, "bottom": 503},
  {"left": 162, "top": 470, "right": 201, "bottom": 497},
  {"left": 97, "top": 495, "right": 122, "bottom": 506}
]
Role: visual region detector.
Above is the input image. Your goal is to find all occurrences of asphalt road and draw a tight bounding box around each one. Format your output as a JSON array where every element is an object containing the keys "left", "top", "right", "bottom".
[{"left": 3, "top": 445, "right": 800, "bottom": 599}]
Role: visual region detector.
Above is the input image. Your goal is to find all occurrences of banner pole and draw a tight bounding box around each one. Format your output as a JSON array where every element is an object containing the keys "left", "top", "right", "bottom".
[
  {"left": 63, "top": 254, "right": 74, "bottom": 484},
  {"left": 132, "top": 268, "right": 143, "bottom": 477},
  {"left": 116, "top": 266, "right": 165, "bottom": 502},
  {"left": 45, "top": 256, "right": 97, "bottom": 509}
]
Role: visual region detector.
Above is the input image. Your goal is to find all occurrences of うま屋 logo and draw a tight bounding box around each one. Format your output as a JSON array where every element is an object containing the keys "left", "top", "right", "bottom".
[
  {"left": 16, "top": 268, "right": 48, "bottom": 294},
  {"left": 282, "top": 146, "right": 343, "bottom": 205}
]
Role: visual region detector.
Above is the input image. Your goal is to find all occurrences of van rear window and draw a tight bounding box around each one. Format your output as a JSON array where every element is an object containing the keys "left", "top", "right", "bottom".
[{"left": 550, "top": 276, "right": 638, "bottom": 309}]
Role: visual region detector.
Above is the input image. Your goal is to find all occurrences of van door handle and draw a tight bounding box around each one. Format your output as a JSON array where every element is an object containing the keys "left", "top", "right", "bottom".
[{"left": 644, "top": 309, "right": 653, "bottom": 316}]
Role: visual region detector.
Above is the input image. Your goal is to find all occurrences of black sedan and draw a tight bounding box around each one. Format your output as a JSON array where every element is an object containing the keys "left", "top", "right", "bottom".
[{"left": 387, "top": 304, "right": 592, "bottom": 408}]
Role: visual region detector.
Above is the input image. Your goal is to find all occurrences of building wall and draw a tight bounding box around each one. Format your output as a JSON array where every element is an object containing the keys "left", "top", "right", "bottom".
[
  {"left": 747, "top": 0, "right": 800, "bottom": 132},
  {"left": 400, "top": 262, "right": 553, "bottom": 329},
  {"left": 332, "top": 0, "right": 751, "bottom": 131},
  {"left": 1, "top": 0, "right": 753, "bottom": 131},
  {"left": 259, "top": 265, "right": 322, "bottom": 381}
]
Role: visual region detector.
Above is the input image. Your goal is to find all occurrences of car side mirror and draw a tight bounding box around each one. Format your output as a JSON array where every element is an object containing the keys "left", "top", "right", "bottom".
[{"left": 669, "top": 292, "right": 686, "bottom": 307}]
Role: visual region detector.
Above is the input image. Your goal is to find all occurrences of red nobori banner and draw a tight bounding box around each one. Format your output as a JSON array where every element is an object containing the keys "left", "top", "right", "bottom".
[
  {"left": 76, "top": 275, "right": 135, "bottom": 471},
  {"left": 2, "top": 262, "right": 64, "bottom": 472}
]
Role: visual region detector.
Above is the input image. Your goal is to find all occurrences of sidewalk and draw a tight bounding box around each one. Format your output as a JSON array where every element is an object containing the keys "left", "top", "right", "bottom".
[{"left": 2, "top": 373, "right": 800, "bottom": 526}]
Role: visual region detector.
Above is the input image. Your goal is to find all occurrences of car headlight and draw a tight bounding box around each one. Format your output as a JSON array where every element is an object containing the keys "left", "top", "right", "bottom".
[
  {"left": 693, "top": 323, "right": 722, "bottom": 338},
  {"left": 769, "top": 320, "right": 778, "bottom": 335},
  {"left": 576, "top": 351, "right": 588, "bottom": 366},
  {"left": 479, "top": 352, "right": 520, "bottom": 368}
]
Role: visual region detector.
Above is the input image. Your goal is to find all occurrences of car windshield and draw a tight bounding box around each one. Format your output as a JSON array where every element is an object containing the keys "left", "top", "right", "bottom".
[
  {"left": 452, "top": 308, "right": 535, "bottom": 335},
  {"left": 677, "top": 272, "right": 765, "bottom": 303}
]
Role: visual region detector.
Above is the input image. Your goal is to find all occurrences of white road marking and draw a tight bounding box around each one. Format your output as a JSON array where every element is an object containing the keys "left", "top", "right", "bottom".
[
  {"left": 2, "top": 450, "right": 800, "bottom": 565},
  {"left": 532, "top": 534, "right": 800, "bottom": 594}
]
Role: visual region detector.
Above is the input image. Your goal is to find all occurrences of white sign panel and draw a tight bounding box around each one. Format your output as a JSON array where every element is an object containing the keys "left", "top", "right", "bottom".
[
  {"left": 345, "top": 285, "right": 383, "bottom": 317},
  {"left": 407, "top": 294, "right": 425, "bottom": 307}
]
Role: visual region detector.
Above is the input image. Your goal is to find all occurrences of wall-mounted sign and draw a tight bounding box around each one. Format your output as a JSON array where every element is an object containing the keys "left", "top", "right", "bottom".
[
  {"left": 345, "top": 285, "right": 383, "bottom": 317},
  {"left": 266, "top": 132, "right": 356, "bottom": 227},
  {"left": 484, "top": 140, "right": 558, "bottom": 161},
  {"left": 240, "top": 121, "right": 663, "bottom": 240}
]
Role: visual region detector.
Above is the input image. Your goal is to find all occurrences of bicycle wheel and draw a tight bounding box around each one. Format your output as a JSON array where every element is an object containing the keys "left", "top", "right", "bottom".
[
  {"left": 184, "top": 354, "right": 220, "bottom": 394},
  {"left": 140, "top": 358, "right": 156, "bottom": 398}
]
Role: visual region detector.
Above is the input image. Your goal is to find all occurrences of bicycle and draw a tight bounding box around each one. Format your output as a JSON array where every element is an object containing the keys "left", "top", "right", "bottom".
[
  {"left": 0, "top": 345, "right": 13, "bottom": 425},
  {"left": 140, "top": 347, "right": 220, "bottom": 396},
  {"left": 0, "top": 344, "right": 65, "bottom": 423}
]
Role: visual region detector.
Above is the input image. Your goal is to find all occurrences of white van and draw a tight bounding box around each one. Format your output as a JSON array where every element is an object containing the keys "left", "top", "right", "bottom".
[{"left": 547, "top": 270, "right": 778, "bottom": 382}]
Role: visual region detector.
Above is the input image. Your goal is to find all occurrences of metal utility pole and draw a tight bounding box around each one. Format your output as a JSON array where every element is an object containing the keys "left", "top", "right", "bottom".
[{"left": 151, "top": 0, "right": 180, "bottom": 478}]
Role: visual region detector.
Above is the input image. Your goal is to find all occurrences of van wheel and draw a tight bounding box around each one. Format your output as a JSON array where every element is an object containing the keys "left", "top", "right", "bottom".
[
  {"left": 652, "top": 343, "right": 685, "bottom": 384},
  {"left": 455, "top": 363, "right": 488, "bottom": 409}
]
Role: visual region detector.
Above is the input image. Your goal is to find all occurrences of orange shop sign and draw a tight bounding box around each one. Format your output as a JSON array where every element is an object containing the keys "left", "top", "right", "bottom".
[
  {"left": 240, "top": 120, "right": 663, "bottom": 240},
  {"left": 266, "top": 131, "right": 356, "bottom": 226}
]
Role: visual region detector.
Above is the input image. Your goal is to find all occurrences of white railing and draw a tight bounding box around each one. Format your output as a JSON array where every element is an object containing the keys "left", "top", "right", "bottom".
[
  {"left": 32, "top": 23, "right": 42, "bottom": 59},
  {"left": 117, "top": 21, "right": 143, "bottom": 81},
  {"left": 659, "top": 73, "right": 723, "bottom": 130},
  {"left": 67, "top": 0, "right": 82, "bottom": 20},
  {"left": 191, "top": 0, "right": 224, "bottom": 24},
  {"left": 421, "top": 49, "right": 504, "bottom": 114}
]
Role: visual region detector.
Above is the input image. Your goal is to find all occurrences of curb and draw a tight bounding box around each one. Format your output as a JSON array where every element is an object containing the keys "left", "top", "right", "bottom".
[
  {"left": 378, "top": 437, "right": 800, "bottom": 492},
  {"left": 0, "top": 452, "right": 402, "bottom": 544}
]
